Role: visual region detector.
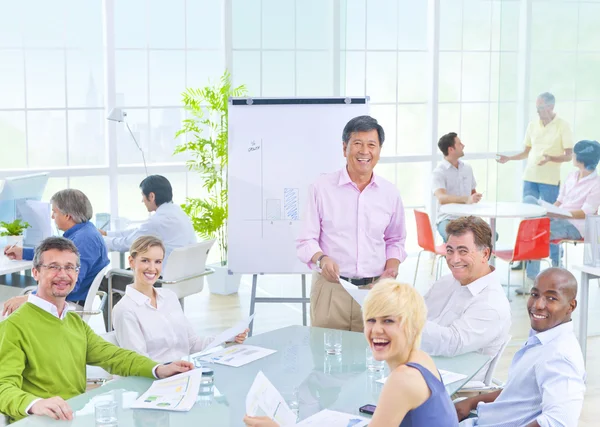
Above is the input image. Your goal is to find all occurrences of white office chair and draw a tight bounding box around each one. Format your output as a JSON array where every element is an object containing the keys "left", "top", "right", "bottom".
[
  {"left": 105, "top": 239, "right": 216, "bottom": 330},
  {"left": 72, "top": 265, "right": 111, "bottom": 323},
  {"left": 457, "top": 335, "right": 512, "bottom": 394}
]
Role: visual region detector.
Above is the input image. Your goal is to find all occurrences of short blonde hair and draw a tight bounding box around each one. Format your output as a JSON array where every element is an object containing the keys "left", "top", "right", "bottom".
[
  {"left": 362, "top": 279, "right": 427, "bottom": 351},
  {"left": 129, "top": 236, "right": 165, "bottom": 260}
]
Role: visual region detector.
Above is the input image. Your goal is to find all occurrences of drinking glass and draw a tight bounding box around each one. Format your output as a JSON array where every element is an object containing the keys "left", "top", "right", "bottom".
[{"left": 324, "top": 330, "right": 342, "bottom": 355}]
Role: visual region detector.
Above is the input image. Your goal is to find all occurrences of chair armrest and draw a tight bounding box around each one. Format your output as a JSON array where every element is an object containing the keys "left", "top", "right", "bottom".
[
  {"left": 157, "top": 267, "right": 215, "bottom": 285},
  {"left": 96, "top": 291, "right": 108, "bottom": 312},
  {"left": 72, "top": 310, "right": 102, "bottom": 316}
]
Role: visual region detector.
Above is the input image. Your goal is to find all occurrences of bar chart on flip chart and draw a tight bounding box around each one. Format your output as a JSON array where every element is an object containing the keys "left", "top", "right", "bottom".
[{"left": 227, "top": 98, "right": 369, "bottom": 274}]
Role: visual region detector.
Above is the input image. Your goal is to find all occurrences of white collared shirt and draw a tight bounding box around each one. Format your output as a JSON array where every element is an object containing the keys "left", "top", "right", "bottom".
[
  {"left": 421, "top": 268, "right": 511, "bottom": 382},
  {"left": 432, "top": 159, "right": 477, "bottom": 223},
  {"left": 462, "top": 321, "right": 586, "bottom": 427},
  {"left": 104, "top": 203, "right": 197, "bottom": 274},
  {"left": 27, "top": 294, "right": 72, "bottom": 320},
  {"left": 112, "top": 286, "right": 215, "bottom": 363}
]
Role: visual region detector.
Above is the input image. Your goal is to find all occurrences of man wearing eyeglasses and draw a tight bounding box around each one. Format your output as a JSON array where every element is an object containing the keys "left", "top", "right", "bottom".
[
  {"left": 2, "top": 189, "right": 109, "bottom": 316},
  {"left": 0, "top": 237, "right": 194, "bottom": 423}
]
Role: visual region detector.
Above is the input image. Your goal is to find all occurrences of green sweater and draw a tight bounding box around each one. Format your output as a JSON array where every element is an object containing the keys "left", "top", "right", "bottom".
[{"left": 0, "top": 302, "right": 158, "bottom": 422}]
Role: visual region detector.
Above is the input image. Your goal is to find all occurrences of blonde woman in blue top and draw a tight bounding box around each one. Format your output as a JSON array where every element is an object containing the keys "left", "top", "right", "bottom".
[{"left": 243, "top": 280, "right": 458, "bottom": 427}]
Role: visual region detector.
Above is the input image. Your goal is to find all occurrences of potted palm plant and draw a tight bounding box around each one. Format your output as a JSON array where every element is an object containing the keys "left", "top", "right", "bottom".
[
  {"left": 0, "top": 219, "right": 30, "bottom": 246},
  {"left": 174, "top": 71, "right": 247, "bottom": 295}
]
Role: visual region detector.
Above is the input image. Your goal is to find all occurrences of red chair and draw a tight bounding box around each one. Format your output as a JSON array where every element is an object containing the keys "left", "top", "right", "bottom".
[
  {"left": 493, "top": 217, "right": 551, "bottom": 298},
  {"left": 413, "top": 210, "right": 447, "bottom": 286}
]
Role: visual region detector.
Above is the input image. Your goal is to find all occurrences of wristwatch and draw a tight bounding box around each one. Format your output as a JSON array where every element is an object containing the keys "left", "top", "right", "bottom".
[{"left": 316, "top": 254, "right": 327, "bottom": 269}]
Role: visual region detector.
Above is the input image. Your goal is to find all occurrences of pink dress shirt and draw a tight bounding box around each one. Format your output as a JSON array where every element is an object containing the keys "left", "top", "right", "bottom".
[
  {"left": 557, "top": 170, "right": 600, "bottom": 236},
  {"left": 296, "top": 167, "right": 407, "bottom": 278}
]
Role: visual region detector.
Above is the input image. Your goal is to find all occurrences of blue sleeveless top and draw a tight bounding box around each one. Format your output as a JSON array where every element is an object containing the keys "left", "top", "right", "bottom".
[{"left": 399, "top": 362, "right": 459, "bottom": 427}]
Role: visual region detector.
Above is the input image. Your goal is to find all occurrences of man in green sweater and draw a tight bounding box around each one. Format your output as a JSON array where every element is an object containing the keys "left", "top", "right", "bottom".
[{"left": 0, "top": 237, "right": 194, "bottom": 423}]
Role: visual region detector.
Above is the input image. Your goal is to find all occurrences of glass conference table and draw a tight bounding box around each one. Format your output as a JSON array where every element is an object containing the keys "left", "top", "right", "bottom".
[{"left": 13, "top": 325, "right": 489, "bottom": 426}]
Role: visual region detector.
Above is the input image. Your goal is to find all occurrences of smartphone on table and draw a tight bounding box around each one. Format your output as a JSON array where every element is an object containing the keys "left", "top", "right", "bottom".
[{"left": 359, "top": 404, "right": 376, "bottom": 415}]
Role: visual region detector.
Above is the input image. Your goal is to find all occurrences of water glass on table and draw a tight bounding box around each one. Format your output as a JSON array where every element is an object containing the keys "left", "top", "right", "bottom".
[
  {"left": 280, "top": 386, "right": 300, "bottom": 421},
  {"left": 95, "top": 401, "right": 118, "bottom": 426},
  {"left": 365, "top": 347, "right": 385, "bottom": 372},
  {"left": 324, "top": 329, "right": 343, "bottom": 355}
]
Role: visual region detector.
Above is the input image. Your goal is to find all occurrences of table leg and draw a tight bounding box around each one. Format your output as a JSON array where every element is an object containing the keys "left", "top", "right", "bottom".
[
  {"left": 490, "top": 218, "right": 496, "bottom": 267},
  {"left": 579, "top": 272, "right": 590, "bottom": 365}
]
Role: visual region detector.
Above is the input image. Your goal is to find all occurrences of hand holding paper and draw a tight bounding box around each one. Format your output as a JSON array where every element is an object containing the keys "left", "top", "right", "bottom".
[
  {"left": 537, "top": 199, "right": 572, "bottom": 217},
  {"left": 246, "top": 371, "right": 297, "bottom": 426},
  {"left": 339, "top": 278, "right": 370, "bottom": 307},
  {"left": 201, "top": 314, "right": 255, "bottom": 353}
]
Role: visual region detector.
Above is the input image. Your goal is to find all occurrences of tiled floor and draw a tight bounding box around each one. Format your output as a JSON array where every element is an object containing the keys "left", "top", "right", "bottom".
[{"left": 2, "top": 249, "right": 598, "bottom": 426}]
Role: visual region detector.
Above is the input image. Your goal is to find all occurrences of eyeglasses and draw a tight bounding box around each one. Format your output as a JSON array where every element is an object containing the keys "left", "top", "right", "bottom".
[{"left": 39, "top": 264, "right": 80, "bottom": 274}]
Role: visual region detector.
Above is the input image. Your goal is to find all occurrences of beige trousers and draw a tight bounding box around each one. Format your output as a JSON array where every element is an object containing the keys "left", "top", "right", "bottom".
[{"left": 310, "top": 272, "right": 364, "bottom": 332}]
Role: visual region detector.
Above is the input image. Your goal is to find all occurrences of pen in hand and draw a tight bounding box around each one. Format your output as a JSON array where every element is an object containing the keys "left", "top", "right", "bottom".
[{"left": 4, "top": 241, "right": 20, "bottom": 257}]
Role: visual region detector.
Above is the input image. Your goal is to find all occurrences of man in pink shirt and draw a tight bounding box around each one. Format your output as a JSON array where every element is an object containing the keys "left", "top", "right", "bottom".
[
  {"left": 521, "top": 139, "right": 600, "bottom": 293},
  {"left": 296, "top": 115, "right": 407, "bottom": 332}
]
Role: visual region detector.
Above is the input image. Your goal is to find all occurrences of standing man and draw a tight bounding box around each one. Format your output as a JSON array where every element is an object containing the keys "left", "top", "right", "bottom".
[
  {"left": 421, "top": 217, "right": 511, "bottom": 382},
  {"left": 497, "top": 92, "right": 574, "bottom": 203},
  {"left": 432, "top": 132, "right": 482, "bottom": 242},
  {"left": 296, "top": 115, "right": 407, "bottom": 332}
]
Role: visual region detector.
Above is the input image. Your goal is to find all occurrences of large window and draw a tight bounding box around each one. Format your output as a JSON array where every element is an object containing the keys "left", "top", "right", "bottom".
[{"left": 3, "top": 0, "right": 600, "bottom": 249}]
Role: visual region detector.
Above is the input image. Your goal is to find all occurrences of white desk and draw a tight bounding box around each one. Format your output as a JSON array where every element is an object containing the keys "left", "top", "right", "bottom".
[
  {"left": 572, "top": 264, "right": 599, "bottom": 365},
  {"left": 439, "top": 202, "right": 547, "bottom": 265},
  {"left": 0, "top": 259, "right": 33, "bottom": 276}
]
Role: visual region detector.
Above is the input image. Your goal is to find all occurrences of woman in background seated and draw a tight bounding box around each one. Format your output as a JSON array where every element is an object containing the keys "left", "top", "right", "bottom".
[
  {"left": 113, "top": 236, "right": 248, "bottom": 362},
  {"left": 243, "top": 280, "right": 458, "bottom": 427},
  {"left": 522, "top": 139, "right": 600, "bottom": 290}
]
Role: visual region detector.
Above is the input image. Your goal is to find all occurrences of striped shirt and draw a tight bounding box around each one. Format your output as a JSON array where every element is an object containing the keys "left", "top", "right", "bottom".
[{"left": 461, "top": 321, "right": 586, "bottom": 427}]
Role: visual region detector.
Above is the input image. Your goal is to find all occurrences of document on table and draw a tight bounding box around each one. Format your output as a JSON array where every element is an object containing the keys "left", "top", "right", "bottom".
[
  {"left": 376, "top": 369, "right": 466, "bottom": 386},
  {"left": 339, "top": 278, "right": 370, "bottom": 307},
  {"left": 131, "top": 369, "right": 202, "bottom": 411},
  {"left": 296, "top": 409, "right": 369, "bottom": 426},
  {"left": 197, "top": 344, "right": 276, "bottom": 367},
  {"left": 246, "top": 371, "right": 297, "bottom": 426},
  {"left": 201, "top": 314, "right": 254, "bottom": 353},
  {"left": 538, "top": 200, "right": 572, "bottom": 217}
]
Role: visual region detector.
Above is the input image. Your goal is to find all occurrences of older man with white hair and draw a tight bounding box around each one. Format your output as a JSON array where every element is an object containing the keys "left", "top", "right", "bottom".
[{"left": 2, "top": 189, "right": 109, "bottom": 315}]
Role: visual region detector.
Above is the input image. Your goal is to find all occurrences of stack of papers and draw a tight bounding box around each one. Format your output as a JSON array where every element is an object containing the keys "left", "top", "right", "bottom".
[
  {"left": 131, "top": 369, "right": 202, "bottom": 411},
  {"left": 246, "top": 371, "right": 297, "bottom": 426},
  {"left": 296, "top": 409, "right": 369, "bottom": 426},
  {"left": 376, "top": 369, "right": 467, "bottom": 386},
  {"left": 197, "top": 344, "right": 276, "bottom": 367}
]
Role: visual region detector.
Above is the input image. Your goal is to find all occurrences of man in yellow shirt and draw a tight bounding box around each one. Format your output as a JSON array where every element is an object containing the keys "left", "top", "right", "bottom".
[{"left": 497, "top": 92, "right": 573, "bottom": 203}]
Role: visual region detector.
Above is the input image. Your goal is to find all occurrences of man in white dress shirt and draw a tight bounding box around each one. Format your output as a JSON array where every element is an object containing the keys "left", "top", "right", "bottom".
[
  {"left": 455, "top": 268, "right": 586, "bottom": 427},
  {"left": 432, "top": 132, "right": 481, "bottom": 242},
  {"left": 421, "top": 216, "right": 511, "bottom": 382},
  {"left": 99, "top": 175, "right": 197, "bottom": 328}
]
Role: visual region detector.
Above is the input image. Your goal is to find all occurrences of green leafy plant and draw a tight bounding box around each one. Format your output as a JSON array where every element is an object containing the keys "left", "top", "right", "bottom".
[
  {"left": 174, "top": 71, "right": 247, "bottom": 266},
  {"left": 0, "top": 219, "right": 30, "bottom": 237}
]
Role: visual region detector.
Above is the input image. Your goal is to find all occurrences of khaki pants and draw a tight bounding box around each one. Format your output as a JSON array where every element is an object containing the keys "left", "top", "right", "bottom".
[{"left": 310, "top": 272, "right": 364, "bottom": 332}]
